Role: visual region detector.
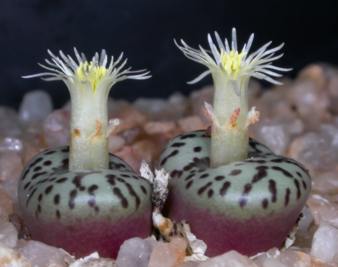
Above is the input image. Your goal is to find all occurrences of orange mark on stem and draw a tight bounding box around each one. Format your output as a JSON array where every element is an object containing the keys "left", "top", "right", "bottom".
[{"left": 229, "top": 108, "right": 240, "bottom": 129}]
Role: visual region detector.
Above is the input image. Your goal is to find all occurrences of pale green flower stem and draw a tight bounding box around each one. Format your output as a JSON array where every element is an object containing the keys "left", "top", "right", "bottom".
[
  {"left": 210, "top": 72, "right": 249, "bottom": 168},
  {"left": 69, "top": 84, "right": 109, "bottom": 171}
]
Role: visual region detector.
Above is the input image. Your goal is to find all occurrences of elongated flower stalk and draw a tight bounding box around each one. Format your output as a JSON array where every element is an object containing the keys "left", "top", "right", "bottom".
[
  {"left": 176, "top": 28, "right": 290, "bottom": 167},
  {"left": 24, "top": 49, "right": 150, "bottom": 171}
]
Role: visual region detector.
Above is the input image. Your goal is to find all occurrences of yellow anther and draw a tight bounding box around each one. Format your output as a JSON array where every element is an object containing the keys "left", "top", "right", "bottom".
[
  {"left": 220, "top": 50, "right": 245, "bottom": 79},
  {"left": 75, "top": 61, "right": 107, "bottom": 91}
]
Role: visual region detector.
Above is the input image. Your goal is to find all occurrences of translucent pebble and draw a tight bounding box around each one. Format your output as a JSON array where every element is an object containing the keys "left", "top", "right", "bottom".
[
  {"left": 148, "top": 238, "right": 187, "bottom": 267},
  {"left": 43, "top": 109, "right": 70, "bottom": 147},
  {"left": 134, "top": 93, "right": 187, "bottom": 120},
  {"left": 307, "top": 195, "right": 338, "bottom": 228},
  {"left": 311, "top": 223, "right": 338, "bottom": 263},
  {"left": 70, "top": 252, "right": 115, "bottom": 267},
  {"left": 312, "top": 172, "right": 338, "bottom": 195},
  {"left": 120, "top": 128, "right": 141, "bottom": 145},
  {"left": 17, "top": 240, "right": 74, "bottom": 267},
  {"left": 0, "top": 151, "right": 22, "bottom": 182},
  {"left": 144, "top": 121, "right": 176, "bottom": 135},
  {"left": 0, "top": 137, "right": 23, "bottom": 153},
  {"left": 0, "top": 221, "right": 18, "bottom": 248},
  {"left": 288, "top": 132, "right": 338, "bottom": 172},
  {"left": 288, "top": 80, "right": 330, "bottom": 128},
  {"left": 114, "top": 146, "right": 142, "bottom": 172},
  {"left": 199, "top": 250, "right": 257, "bottom": 267},
  {"left": 0, "top": 244, "right": 31, "bottom": 267},
  {"left": 0, "top": 107, "right": 21, "bottom": 137},
  {"left": 132, "top": 139, "right": 157, "bottom": 163},
  {"left": 70, "top": 258, "right": 115, "bottom": 267},
  {"left": 251, "top": 120, "right": 290, "bottom": 155},
  {"left": 116, "top": 237, "right": 156, "bottom": 267},
  {"left": 19, "top": 90, "right": 53, "bottom": 123},
  {"left": 0, "top": 186, "right": 13, "bottom": 221},
  {"left": 179, "top": 262, "right": 199, "bottom": 267},
  {"left": 178, "top": 116, "right": 206, "bottom": 133},
  {"left": 108, "top": 135, "right": 125, "bottom": 153},
  {"left": 253, "top": 248, "right": 314, "bottom": 267}
]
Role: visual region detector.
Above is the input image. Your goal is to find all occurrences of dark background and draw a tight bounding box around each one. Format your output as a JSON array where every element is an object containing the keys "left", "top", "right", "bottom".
[{"left": 1, "top": 0, "right": 338, "bottom": 108}]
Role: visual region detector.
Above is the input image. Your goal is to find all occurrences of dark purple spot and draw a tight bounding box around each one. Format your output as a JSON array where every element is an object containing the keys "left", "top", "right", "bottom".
[
  {"left": 197, "top": 182, "right": 212, "bottom": 195},
  {"left": 125, "top": 182, "right": 141, "bottom": 209},
  {"left": 88, "top": 198, "right": 96, "bottom": 207},
  {"left": 72, "top": 175, "right": 86, "bottom": 191},
  {"left": 220, "top": 181, "right": 231, "bottom": 196},
  {"left": 33, "top": 166, "right": 42, "bottom": 172},
  {"left": 239, "top": 198, "right": 247, "bottom": 208},
  {"left": 38, "top": 193, "right": 43, "bottom": 202},
  {"left": 214, "top": 175, "right": 225, "bottom": 181},
  {"left": 45, "top": 150, "right": 56, "bottom": 155},
  {"left": 140, "top": 185, "right": 147, "bottom": 195},
  {"left": 296, "top": 171, "right": 302, "bottom": 178},
  {"left": 62, "top": 159, "right": 69, "bottom": 166},
  {"left": 170, "top": 170, "right": 183, "bottom": 178},
  {"left": 294, "top": 179, "right": 301, "bottom": 199},
  {"left": 43, "top": 160, "right": 52, "bottom": 166},
  {"left": 269, "top": 179, "right": 277, "bottom": 202},
  {"left": 106, "top": 174, "right": 116, "bottom": 185},
  {"left": 44, "top": 185, "right": 53, "bottom": 194},
  {"left": 183, "top": 163, "right": 194, "bottom": 171},
  {"left": 56, "top": 177, "right": 67, "bottom": 183},
  {"left": 24, "top": 182, "right": 31, "bottom": 190},
  {"left": 56, "top": 210, "right": 61, "bottom": 219},
  {"left": 243, "top": 183, "right": 252, "bottom": 195},
  {"left": 230, "top": 169, "right": 242, "bottom": 176},
  {"left": 31, "top": 172, "right": 47, "bottom": 180},
  {"left": 181, "top": 133, "right": 196, "bottom": 139},
  {"left": 54, "top": 194, "right": 60, "bottom": 205},
  {"left": 160, "top": 150, "right": 179, "bottom": 166},
  {"left": 271, "top": 158, "right": 284, "bottom": 163},
  {"left": 185, "top": 173, "right": 195, "bottom": 181},
  {"left": 68, "top": 189, "right": 77, "bottom": 209},
  {"left": 171, "top": 142, "right": 185, "bottom": 148},
  {"left": 186, "top": 180, "right": 193, "bottom": 189},
  {"left": 262, "top": 198, "right": 269, "bottom": 209},
  {"left": 271, "top": 166, "right": 293, "bottom": 178},
  {"left": 26, "top": 188, "right": 37, "bottom": 206},
  {"left": 31, "top": 157, "right": 43, "bottom": 167},
  {"left": 113, "top": 187, "right": 128, "bottom": 208},
  {"left": 208, "top": 189, "right": 214, "bottom": 198},
  {"left": 61, "top": 147, "right": 69, "bottom": 153},
  {"left": 193, "top": 146, "right": 202, "bottom": 152},
  {"left": 88, "top": 185, "right": 98, "bottom": 195},
  {"left": 251, "top": 166, "right": 268, "bottom": 183},
  {"left": 284, "top": 188, "right": 291, "bottom": 206},
  {"left": 199, "top": 173, "right": 209, "bottom": 179},
  {"left": 302, "top": 180, "right": 307, "bottom": 190}
]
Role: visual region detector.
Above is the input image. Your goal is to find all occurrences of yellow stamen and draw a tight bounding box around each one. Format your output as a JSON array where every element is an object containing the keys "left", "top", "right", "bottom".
[
  {"left": 220, "top": 50, "right": 245, "bottom": 79},
  {"left": 75, "top": 61, "right": 107, "bottom": 91}
]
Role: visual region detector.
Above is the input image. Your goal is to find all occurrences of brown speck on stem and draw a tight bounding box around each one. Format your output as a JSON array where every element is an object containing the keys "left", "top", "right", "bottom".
[{"left": 72, "top": 128, "right": 81, "bottom": 137}]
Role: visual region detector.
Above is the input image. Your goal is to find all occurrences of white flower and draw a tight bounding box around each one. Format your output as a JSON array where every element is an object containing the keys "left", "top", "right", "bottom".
[
  {"left": 23, "top": 48, "right": 151, "bottom": 92},
  {"left": 175, "top": 28, "right": 291, "bottom": 85}
]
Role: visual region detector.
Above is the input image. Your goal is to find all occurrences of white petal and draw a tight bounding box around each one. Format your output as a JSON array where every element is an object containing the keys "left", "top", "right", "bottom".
[{"left": 187, "top": 70, "right": 211, "bottom": 84}]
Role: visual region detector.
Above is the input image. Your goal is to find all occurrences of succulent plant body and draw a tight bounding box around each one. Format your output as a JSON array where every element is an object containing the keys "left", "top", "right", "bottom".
[
  {"left": 18, "top": 49, "right": 152, "bottom": 257},
  {"left": 159, "top": 29, "right": 311, "bottom": 256}
]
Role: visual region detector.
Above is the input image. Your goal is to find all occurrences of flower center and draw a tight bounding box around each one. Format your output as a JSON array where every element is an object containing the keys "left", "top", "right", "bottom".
[
  {"left": 75, "top": 61, "right": 107, "bottom": 91},
  {"left": 220, "top": 50, "right": 245, "bottom": 79}
]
